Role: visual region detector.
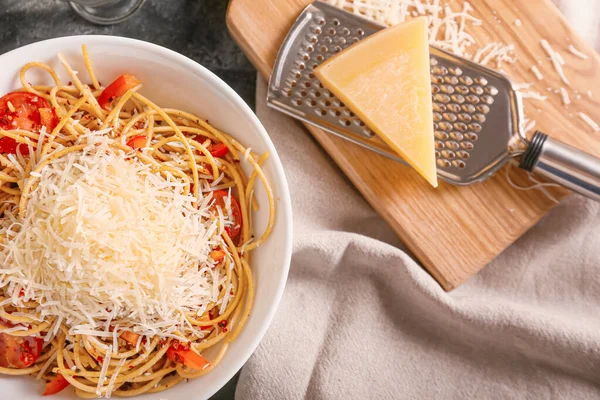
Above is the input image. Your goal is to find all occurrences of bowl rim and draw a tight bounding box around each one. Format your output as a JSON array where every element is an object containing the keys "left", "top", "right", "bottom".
[{"left": 0, "top": 35, "right": 293, "bottom": 399}]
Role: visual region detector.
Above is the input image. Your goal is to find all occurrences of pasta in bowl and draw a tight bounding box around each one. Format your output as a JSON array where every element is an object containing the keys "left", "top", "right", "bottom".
[{"left": 0, "top": 36, "right": 292, "bottom": 399}]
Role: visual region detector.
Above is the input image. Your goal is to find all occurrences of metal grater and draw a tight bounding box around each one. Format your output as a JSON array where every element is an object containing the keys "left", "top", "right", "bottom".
[{"left": 268, "top": 1, "right": 600, "bottom": 200}]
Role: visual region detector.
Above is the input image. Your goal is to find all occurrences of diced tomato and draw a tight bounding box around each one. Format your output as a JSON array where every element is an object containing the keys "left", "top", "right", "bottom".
[
  {"left": 38, "top": 108, "right": 58, "bottom": 132},
  {"left": 0, "top": 92, "right": 58, "bottom": 155},
  {"left": 209, "top": 249, "right": 226, "bottom": 262},
  {"left": 210, "top": 190, "right": 242, "bottom": 240},
  {"left": 120, "top": 331, "right": 140, "bottom": 346},
  {"left": 98, "top": 75, "right": 141, "bottom": 110},
  {"left": 0, "top": 327, "right": 43, "bottom": 369},
  {"left": 126, "top": 135, "right": 147, "bottom": 150},
  {"left": 166, "top": 341, "right": 211, "bottom": 371},
  {"left": 206, "top": 142, "right": 229, "bottom": 158},
  {"left": 42, "top": 374, "right": 69, "bottom": 396}
]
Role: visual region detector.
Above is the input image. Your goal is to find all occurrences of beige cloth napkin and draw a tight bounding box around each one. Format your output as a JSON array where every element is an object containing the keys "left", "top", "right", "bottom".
[{"left": 236, "top": 2, "right": 600, "bottom": 398}]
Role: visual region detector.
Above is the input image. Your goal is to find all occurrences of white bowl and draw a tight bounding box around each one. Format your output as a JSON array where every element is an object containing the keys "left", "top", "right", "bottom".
[{"left": 0, "top": 36, "right": 293, "bottom": 399}]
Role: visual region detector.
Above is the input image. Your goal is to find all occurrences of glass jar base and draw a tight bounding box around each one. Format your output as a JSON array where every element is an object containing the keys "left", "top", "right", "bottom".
[{"left": 69, "top": 0, "right": 146, "bottom": 25}]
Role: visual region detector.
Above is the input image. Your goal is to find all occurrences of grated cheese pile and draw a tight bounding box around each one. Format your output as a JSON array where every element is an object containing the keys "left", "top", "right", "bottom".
[
  {"left": 323, "top": 0, "right": 515, "bottom": 66},
  {"left": 0, "top": 131, "right": 226, "bottom": 341}
]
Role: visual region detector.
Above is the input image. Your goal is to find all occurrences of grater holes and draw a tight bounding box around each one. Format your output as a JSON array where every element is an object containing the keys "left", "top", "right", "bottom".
[
  {"left": 456, "top": 151, "right": 470, "bottom": 159},
  {"left": 357, "top": 28, "right": 365, "bottom": 36},
  {"left": 290, "top": 80, "right": 297, "bottom": 88},
  {"left": 456, "top": 85, "right": 469, "bottom": 95},
  {"left": 444, "top": 76, "right": 459, "bottom": 85},
  {"left": 313, "top": 26, "right": 322, "bottom": 34},
  {"left": 459, "top": 76, "right": 473, "bottom": 85},
  {"left": 342, "top": 27, "right": 351, "bottom": 36},
  {"left": 481, "top": 95, "right": 494, "bottom": 105},
  {"left": 442, "top": 113, "right": 457, "bottom": 122},
  {"left": 315, "top": 108, "right": 327, "bottom": 116},
  {"left": 430, "top": 57, "right": 438, "bottom": 66},
  {"left": 437, "top": 159, "right": 451, "bottom": 168},
  {"left": 304, "top": 81, "right": 312, "bottom": 88},
  {"left": 432, "top": 66, "right": 448, "bottom": 76},
  {"left": 473, "top": 114, "right": 486, "bottom": 123},
  {"left": 464, "top": 133, "right": 478, "bottom": 141},
  {"left": 295, "top": 72, "right": 302, "bottom": 79},
  {"left": 474, "top": 77, "right": 488, "bottom": 86},
  {"left": 449, "top": 67, "right": 462, "bottom": 76},
  {"left": 435, "top": 94, "right": 451, "bottom": 103},
  {"left": 317, "top": 18, "right": 326, "bottom": 25},
  {"left": 435, "top": 150, "right": 441, "bottom": 158},
  {"left": 305, "top": 44, "right": 314, "bottom": 52},
  {"left": 352, "top": 37, "right": 359, "bottom": 43},
  {"left": 435, "top": 131, "right": 449, "bottom": 140},
  {"left": 336, "top": 37, "right": 347, "bottom": 45},
  {"left": 432, "top": 103, "right": 446, "bottom": 112},
  {"left": 433, "top": 113, "right": 442, "bottom": 122},
  {"left": 309, "top": 99, "right": 317, "bottom": 107},
  {"left": 439, "top": 122, "right": 452, "bottom": 131},
  {"left": 476, "top": 104, "right": 490, "bottom": 114},
  {"left": 445, "top": 141, "right": 459, "bottom": 150},
  {"left": 462, "top": 104, "right": 476, "bottom": 113},
  {"left": 460, "top": 141, "right": 474, "bottom": 150},
  {"left": 441, "top": 85, "right": 455, "bottom": 94},
  {"left": 447, "top": 104, "right": 460, "bottom": 113},
  {"left": 458, "top": 113, "right": 471, "bottom": 122},
  {"left": 465, "top": 94, "right": 480, "bottom": 104},
  {"left": 468, "top": 123, "right": 482, "bottom": 133},
  {"left": 486, "top": 86, "right": 498, "bottom": 95},
  {"left": 435, "top": 140, "right": 445, "bottom": 149},
  {"left": 308, "top": 72, "right": 315, "bottom": 79},
  {"left": 452, "top": 160, "right": 466, "bottom": 169},
  {"left": 299, "top": 63, "right": 306, "bottom": 70},
  {"left": 332, "top": 18, "right": 340, "bottom": 26},
  {"left": 470, "top": 86, "right": 484, "bottom": 95},
  {"left": 300, "top": 90, "right": 307, "bottom": 97},
  {"left": 431, "top": 75, "right": 444, "bottom": 84},
  {"left": 451, "top": 94, "right": 465, "bottom": 104},
  {"left": 329, "top": 28, "right": 336, "bottom": 35},
  {"left": 309, "top": 36, "right": 318, "bottom": 44},
  {"left": 295, "top": 99, "right": 303, "bottom": 106},
  {"left": 454, "top": 122, "right": 468, "bottom": 132},
  {"left": 324, "top": 37, "right": 332, "bottom": 44},
  {"left": 432, "top": 85, "right": 440, "bottom": 94},
  {"left": 441, "top": 150, "right": 455, "bottom": 159},
  {"left": 302, "top": 53, "right": 310, "bottom": 61},
  {"left": 320, "top": 45, "right": 328, "bottom": 53},
  {"left": 334, "top": 45, "right": 342, "bottom": 53},
  {"left": 450, "top": 131, "right": 464, "bottom": 141}
]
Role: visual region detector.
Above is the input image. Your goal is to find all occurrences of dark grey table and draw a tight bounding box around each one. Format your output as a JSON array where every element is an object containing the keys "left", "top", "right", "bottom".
[{"left": 0, "top": 0, "right": 257, "bottom": 398}]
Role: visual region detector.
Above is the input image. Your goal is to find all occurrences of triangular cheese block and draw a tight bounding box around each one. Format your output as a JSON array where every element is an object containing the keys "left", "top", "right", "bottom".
[{"left": 314, "top": 17, "right": 437, "bottom": 187}]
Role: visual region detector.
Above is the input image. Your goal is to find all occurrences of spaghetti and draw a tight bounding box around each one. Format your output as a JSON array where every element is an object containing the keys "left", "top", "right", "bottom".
[{"left": 0, "top": 45, "right": 275, "bottom": 397}]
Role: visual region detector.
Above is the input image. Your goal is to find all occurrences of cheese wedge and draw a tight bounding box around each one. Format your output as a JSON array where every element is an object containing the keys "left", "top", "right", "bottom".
[{"left": 314, "top": 17, "right": 437, "bottom": 187}]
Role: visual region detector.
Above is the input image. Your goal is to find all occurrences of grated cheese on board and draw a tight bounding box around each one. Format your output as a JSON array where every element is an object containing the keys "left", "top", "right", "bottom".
[
  {"left": 568, "top": 44, "right": 588, "bottom": 59},
  {"left": 578, "top": 112, "right": 600, "bottom": 132},
  {"left": 0, "top": 131, "right": 225, "bottom": 342},
  {"left": 323, "top": 0, "right": 515, "bottom": 66},
  {"left": 530, "top": 65, "right": 544, "bottom": 80},
  {"left": 559, "top": 87, "right": 570, "bottom": 105}
]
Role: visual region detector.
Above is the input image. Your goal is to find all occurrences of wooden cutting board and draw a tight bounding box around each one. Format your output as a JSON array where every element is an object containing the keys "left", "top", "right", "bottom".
[{"left": 226, "top": 0, "right": 600, "bottom": 290}]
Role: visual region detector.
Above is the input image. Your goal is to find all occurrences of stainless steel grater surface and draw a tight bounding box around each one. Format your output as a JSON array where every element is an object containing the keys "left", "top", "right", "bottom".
[
  {"left": 268, "top": 1, "right": 522, "bottom": 185},
  {"left": 268, "top": 1, "right": 600, "bottom": 201}
]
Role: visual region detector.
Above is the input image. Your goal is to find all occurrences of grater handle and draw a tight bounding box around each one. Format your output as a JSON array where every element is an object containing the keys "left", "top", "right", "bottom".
[{"left": 519, "top": 131, "right": 600, "bottom": 202}]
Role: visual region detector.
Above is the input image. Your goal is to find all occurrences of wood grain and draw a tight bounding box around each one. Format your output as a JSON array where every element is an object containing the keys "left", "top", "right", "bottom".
[{"left": 226, "top": 0, "right": 600, "bottom": 290}]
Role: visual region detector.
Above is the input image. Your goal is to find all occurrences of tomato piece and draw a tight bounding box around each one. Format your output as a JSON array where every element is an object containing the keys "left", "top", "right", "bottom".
[
  {"left": 210, "top": 190, "right": 242, "bottom": 240},
  {"left": 39, "top": 108, "right": 58, "bottom": 132},
  {"left": 0, "top": 92, "right": 57, "bottom": 155},
  {"left": 166, "top": 342, "right": 211, "bottom": 371},
  {"left": 209, "top": 249, "right": 226, "bottom": 262},
  {"left": 42, "top": 374, "right": 69, "bottom": 396},
  {"left": 0, "top": 331, "right": 43, "bottom": 369},
  {"left": 120, "top": 331, "right": 140, "bottom": 346},
  {"left": 206, "top": 142, "right": 229, "bottom": 158},
  {"left": 98, "top": 75, "right": 141, "bottom": 110},
  {"left": 126, "top": 135, "right": 147, "bottom": 150}
]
